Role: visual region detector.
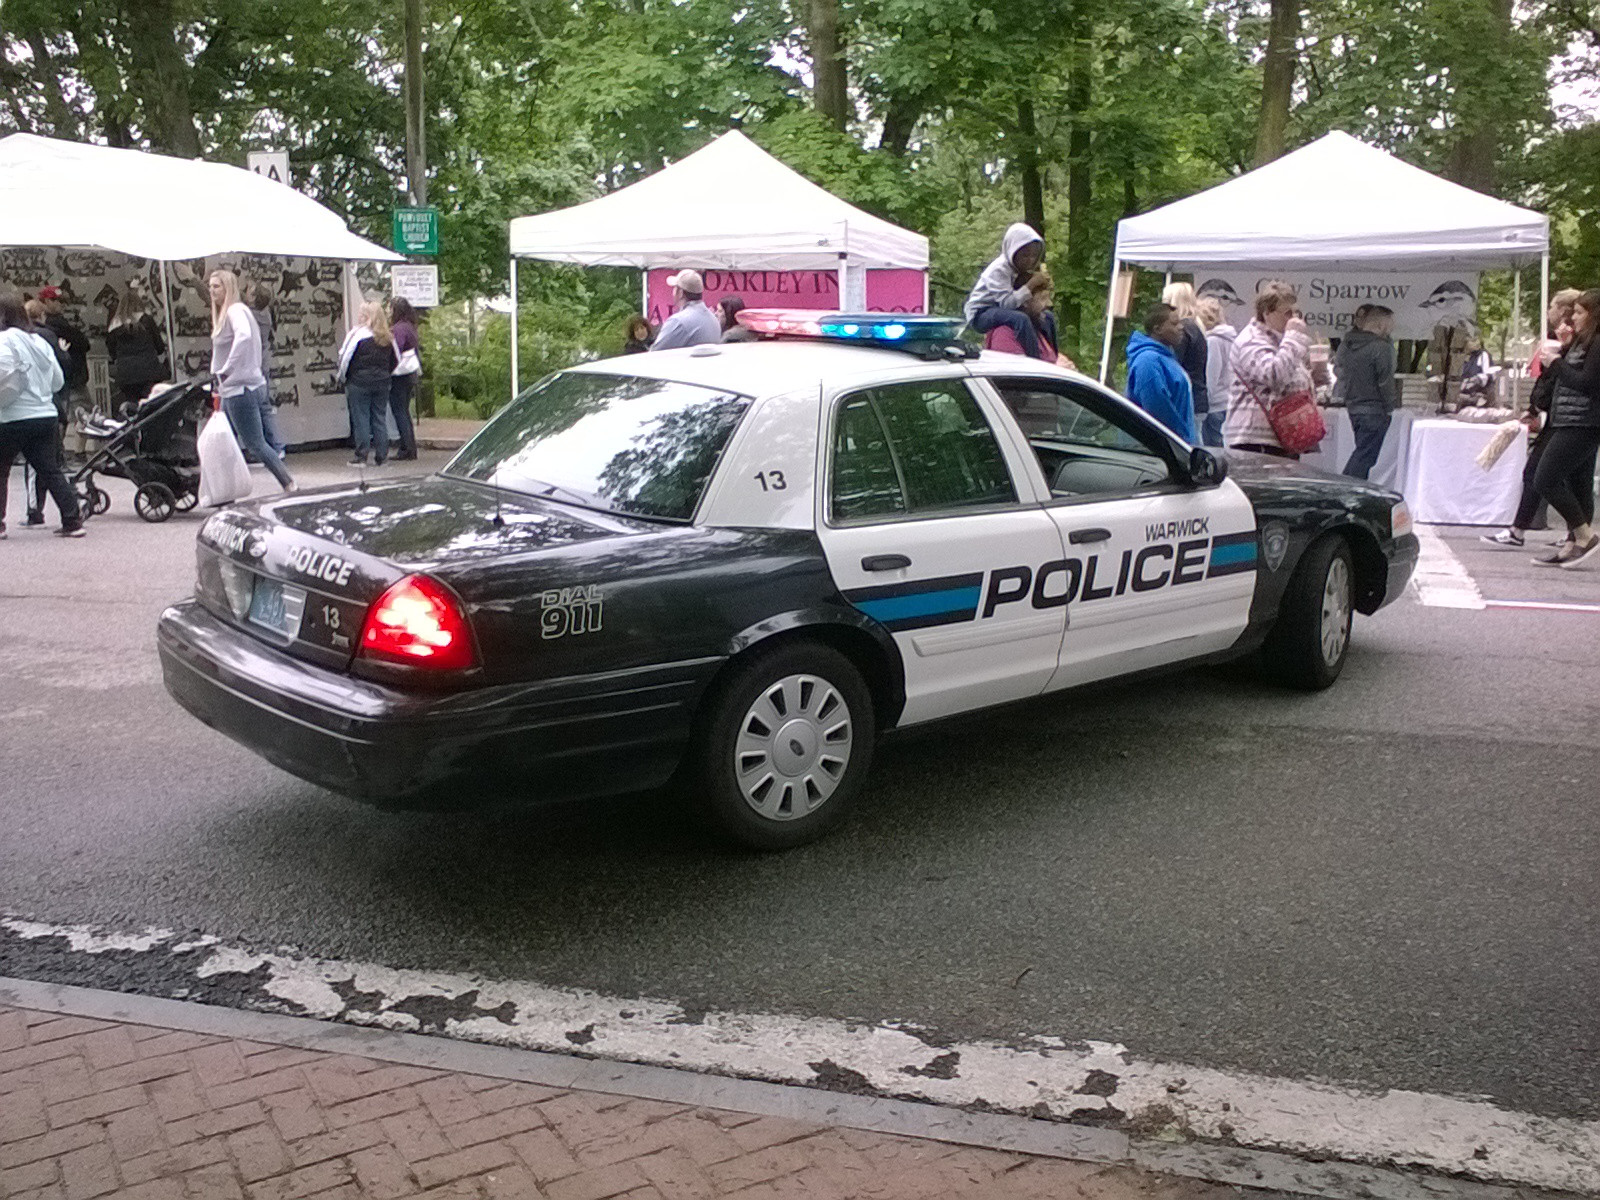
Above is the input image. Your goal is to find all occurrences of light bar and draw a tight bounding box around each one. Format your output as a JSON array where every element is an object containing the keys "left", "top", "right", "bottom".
[{"left": 736, "top": 309, "right": 965, "bottom": 344}]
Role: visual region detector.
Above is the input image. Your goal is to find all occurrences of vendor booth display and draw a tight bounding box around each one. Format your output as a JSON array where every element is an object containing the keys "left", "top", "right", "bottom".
[
  {"left": 507, "top": 130, "right": 929, "bottom": 395},
  {"left": 1103, "top": 131, "right": 1549, "bottom": 525},
  {"left": 0, "top": 134, "right": 401, "bottom": 445}
]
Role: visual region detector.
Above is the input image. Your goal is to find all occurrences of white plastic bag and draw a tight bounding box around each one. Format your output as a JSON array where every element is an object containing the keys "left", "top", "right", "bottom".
[{"left": 198, "top": 411, "right": 255, "bottom": 507}]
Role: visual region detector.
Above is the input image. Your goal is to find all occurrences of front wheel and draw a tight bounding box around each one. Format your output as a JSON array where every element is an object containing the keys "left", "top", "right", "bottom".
[
  {"left": 1263, "top": 535, "right": 1354, "bottom": 690},
  {"left": 134, "top": 482, "right": 176, "bottom": 523},
  {"left": 689, "top": 642, "right": 875, "bottom": 850}
]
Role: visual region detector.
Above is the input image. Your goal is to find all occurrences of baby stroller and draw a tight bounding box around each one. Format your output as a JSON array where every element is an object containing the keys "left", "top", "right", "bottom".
[{"left": 71, "top": 378, "right": 210, "bottom": 523}]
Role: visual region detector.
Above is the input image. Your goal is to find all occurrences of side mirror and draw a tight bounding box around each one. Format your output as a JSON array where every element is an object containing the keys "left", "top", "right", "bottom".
[{"left": 1187, "top": 447, "right": 1227, "bottom": 486}]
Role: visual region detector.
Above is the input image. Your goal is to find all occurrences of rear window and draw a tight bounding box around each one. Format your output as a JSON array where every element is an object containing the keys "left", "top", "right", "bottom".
[{"left": 445, "top": 371, "right": 750, "bottom": 522}]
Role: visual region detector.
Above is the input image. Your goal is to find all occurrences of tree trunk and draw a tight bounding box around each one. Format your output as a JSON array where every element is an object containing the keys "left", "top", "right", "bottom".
[
  {"left": 1252, "top": 0, "right": 1299, "bottom": 166},
  {"left": 807, "top": 0, "right": 849, "bottom": 130},
  {"left": 123, "top": 0, "right": 201, "bottom": 156},
  {"left": 1061, "top": 5, "right": 1094, "bottom": 356},
  {"left": 403, "top": 0, "right": 428, "bottom": 206},
  {"left": 1443, "top": 0, "right": 1513, "bottom": 193},
  {"left": 23, "top": 32, "right": 80, "bottom": 139},
  {"left": 879, "top": 94, "right": 921, "bottom": 157},
  {"left": 1016, "top": 98, "right": 1045, "bottom": 243}
]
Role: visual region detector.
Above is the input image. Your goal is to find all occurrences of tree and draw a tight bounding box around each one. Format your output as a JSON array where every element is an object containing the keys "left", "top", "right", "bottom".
[
  {"left": 1253, "top": 0, "right": 1299, "bottom": 165},
  {"left": 806, "top": 0, "right": 850, "bottom": 130}
]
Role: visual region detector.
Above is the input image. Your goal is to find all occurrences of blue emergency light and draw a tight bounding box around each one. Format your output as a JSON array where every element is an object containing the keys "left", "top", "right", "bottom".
[{"left": 737, "top": 310, "right": 966, "bottom": 347}]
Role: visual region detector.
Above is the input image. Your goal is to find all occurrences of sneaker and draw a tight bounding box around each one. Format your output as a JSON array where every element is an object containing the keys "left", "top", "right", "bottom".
[
  {"left": 55, "top": 524, "right": 86, "bottom": 539},
  {"left": 1559, "top": 535, "right": 1600, "bottom": 570},
  {"left": 348, "top": 455, "right": 367, "bottom": 466},
  {"left": 0, "top": 522, "right": 7, "bottom": 539},
  {"left": 24, "top": 509, "right": 45, "bottom": 527},
  {"left": 1532, "top": 546, "right": 1568, "bottom": 566},
  {"left": 1479, "top": 528, "right": 1524, "bottom": 549}
]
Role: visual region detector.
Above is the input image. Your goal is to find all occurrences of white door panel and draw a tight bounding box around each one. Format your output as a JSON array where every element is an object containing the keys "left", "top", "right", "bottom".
[{"left": 1046, "top": 481, "right": 1258, "bottom": 687}]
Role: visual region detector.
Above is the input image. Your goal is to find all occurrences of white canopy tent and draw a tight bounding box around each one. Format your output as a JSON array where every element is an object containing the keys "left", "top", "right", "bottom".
[
  {"left": 507, "top": 130, "right": 929, "bottom": 393},
  {"left": 0, "top": 133, "right": 400, "bottom": 361},
  {"left": 1099, "top": 131, "right": 1550, "bottom": 379}
]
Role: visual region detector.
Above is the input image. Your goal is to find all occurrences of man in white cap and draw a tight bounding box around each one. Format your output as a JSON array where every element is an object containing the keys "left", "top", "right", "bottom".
[{"left": 651, "top": 270, "right": 722, "bottom": 350}]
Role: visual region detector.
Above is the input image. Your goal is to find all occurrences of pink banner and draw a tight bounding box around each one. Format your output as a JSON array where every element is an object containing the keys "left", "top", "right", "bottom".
[{"left": 645, "top": 268, "right": 926, "bottom": 326}]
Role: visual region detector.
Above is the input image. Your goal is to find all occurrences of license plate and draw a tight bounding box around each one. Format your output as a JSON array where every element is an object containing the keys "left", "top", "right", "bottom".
[{"left": 247, "top": 577, "right": 307, "bottom": 639}]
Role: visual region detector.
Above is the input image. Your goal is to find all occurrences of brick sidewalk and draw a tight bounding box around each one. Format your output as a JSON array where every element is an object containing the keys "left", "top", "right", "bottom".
[{"left": 0, "top": 1002, "right": 1253, "bottom": 1200}]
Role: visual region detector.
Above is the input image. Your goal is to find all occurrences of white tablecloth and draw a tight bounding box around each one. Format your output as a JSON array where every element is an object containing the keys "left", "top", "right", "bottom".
[
  {"left": 1301, "top": 408, "right": 1413, "bottom": 493},
  {"left": 1402, "top": 418, "right": 1528, "bottom": 526}
]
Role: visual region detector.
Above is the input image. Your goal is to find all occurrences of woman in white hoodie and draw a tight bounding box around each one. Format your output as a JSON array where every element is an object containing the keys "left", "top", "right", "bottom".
[
  {"left": 1197, "top": 297, "right": 1235, "bottom": 448},
  {"left": 0, "top": 289, "right": 83, "bottom": 537},
  {"left": 210, "top": 269, "right": 294, "bottom": 491}
]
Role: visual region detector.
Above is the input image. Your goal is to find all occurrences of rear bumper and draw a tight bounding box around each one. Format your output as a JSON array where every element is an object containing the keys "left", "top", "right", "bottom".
[{"left": 157, "top": 599, "right": 719, "bottom": 807}]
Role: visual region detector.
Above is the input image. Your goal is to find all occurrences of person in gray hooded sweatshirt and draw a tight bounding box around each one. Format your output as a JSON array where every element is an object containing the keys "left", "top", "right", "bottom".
[
  {"left": 964, "top": 223, "right": 1049, "bottom": 359},
  {"left": 1333, "top": 304, "right": 1398, "bottom": 480}
]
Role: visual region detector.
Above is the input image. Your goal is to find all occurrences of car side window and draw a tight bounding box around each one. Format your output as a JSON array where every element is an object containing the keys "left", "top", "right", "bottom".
[
  {"left": 989, "top": 378, "right": 1173, "bottom": 499},
  {"left": 830, "top": 380, "right": 1017, "bottom": 521}
]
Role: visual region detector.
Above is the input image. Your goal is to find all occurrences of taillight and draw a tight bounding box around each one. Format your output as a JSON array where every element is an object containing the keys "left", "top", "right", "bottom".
[{"left": 358, "top": 575, "right": 477, "bottom": 670}]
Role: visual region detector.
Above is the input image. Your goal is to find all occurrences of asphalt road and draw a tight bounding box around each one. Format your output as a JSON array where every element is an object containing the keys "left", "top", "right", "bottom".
[{"left": 2, "top": 453, "right": 1597, "bottom": 1123}]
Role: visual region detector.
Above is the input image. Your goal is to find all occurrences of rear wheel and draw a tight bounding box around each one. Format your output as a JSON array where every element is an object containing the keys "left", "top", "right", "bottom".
[
  {"left": 174, "top": 490, "right": 199, "bottom": 512},
  {"left": 1263, "top": 535, "right": 1353, "bottom": 690},
  {"left": 134, "top": 482, "right": 176, "bottom": 523},
  {"left": 689, "top": 642, "right": 875, "bottom": 850}
]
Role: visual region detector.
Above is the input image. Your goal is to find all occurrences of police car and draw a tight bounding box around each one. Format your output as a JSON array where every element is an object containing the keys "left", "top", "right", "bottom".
[{"left": 158, "top": 313, "right": 1419, "bottom": 849}]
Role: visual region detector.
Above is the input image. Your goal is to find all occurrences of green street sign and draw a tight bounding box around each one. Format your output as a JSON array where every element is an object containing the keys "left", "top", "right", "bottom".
[{"left": 392, "top": 206, "right": 439, "bottom": 255}]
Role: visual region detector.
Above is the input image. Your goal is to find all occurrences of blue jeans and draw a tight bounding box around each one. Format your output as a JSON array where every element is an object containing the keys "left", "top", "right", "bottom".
[
  {"left": 1201, "top": 409, "right": 1225, "bottom": 447},
  {"left": 388, "top": 374, "right": 418, "bottom": 456},
  {"left": 969, "top": 305, "right": 1041, "bottom": 358},
  {"left": 347, "top": 382, "right": 389, "bottom": 463},
  {"left": 258, "top": 387, "right": 286, "bottom": 457},
  {"left": 223, "top": 387, "right": 293, "bottom": 489},
  {"left": 1343, "top": 412, "right": 1391, "bottom": 480}
]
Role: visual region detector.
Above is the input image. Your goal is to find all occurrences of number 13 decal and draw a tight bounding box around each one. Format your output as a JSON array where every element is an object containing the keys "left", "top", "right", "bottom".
[{"left": 754, "top": 470, "right": 787, "bottom": 492}]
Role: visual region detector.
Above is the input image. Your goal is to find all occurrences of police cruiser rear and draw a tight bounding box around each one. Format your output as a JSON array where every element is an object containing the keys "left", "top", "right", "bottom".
[{"left": 158, "top": 312, "right": 1419, "bottom": 849}]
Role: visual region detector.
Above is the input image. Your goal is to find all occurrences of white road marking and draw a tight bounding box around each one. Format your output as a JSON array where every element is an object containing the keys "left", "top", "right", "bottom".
[
  {"left": 1486, "top": 599, "right": 1600, "bottom": 614},
  {"left": 2, "top": 916, "right": 1596, "bottom": 1194},
  {"left": 1410, "top": 529, "right": 1486, "bottom": 609}
]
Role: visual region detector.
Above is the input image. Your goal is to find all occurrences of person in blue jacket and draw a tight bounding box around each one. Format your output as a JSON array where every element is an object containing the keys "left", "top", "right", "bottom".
[{"left": 1125, "top": 303, "right": 1198, "bottom": 442}]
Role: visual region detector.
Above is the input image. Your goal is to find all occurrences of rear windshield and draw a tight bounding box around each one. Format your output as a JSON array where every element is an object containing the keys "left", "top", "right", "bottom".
[{"left": 445, "top": 371, "right": 750, "bottom": 522}]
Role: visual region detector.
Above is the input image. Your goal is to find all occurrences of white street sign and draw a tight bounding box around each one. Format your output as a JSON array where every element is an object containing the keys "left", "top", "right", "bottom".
[
  {"left": 391, "top": 264, "right": 440, "bottom": 307},
  {"left": 247, "top": 151, "right": 291, "bottom": 186}
]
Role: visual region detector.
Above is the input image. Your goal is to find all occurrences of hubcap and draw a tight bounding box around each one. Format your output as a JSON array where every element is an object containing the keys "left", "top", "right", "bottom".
[
  {"left": 734, "top": 673, "right": 853, "bottom": 822},
  {"left": 1320, "top": 556, "right": 1352, "bottom": 666}
]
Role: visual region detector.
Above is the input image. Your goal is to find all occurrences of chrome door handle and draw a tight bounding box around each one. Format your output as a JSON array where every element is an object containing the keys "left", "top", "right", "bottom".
[
  {"left": 861, "top": 554, "right": 912, "bottom": 572},
  {"left": 1068, "top": 528, "right": 1111, "bottom": 544}
]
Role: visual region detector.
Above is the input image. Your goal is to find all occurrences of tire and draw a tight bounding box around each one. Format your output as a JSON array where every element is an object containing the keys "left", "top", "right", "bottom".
[
  {"left": 78, "top": 484, "right": 110, "bottom": 518},
  {"left": 1262, "top": 534, "right": 1354, "bottom": 690},
  {"left": 174, "top": 490, "right": 198, "bottom": 512},
  {"left": 688, "top": 641, "right": 876, "bottom": 850},
  {"left": 134, "top": 482, "right": 176, "bottom": 523}
]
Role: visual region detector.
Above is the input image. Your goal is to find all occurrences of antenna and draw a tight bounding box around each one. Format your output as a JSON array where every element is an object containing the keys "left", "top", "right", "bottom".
[{"left": 490, "top": 471, "right": 505, "bottom": 528}]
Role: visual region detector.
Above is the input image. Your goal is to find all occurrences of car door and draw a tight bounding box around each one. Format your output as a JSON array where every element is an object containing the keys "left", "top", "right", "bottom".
[
  {"left": 818, "top": 374, "right": 1067, "bottom": 726},
  {"left": 977, "top": 372, "right": 1258, "bottom": 688}
]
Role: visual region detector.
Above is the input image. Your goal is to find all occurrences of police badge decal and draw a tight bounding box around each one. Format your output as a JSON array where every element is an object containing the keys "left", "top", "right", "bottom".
[{"left": 1262, "top": 523, "right": 1290, "bottom": 572}]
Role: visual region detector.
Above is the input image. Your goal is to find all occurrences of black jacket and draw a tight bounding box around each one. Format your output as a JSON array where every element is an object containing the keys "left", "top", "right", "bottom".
[
  {"left": 1175, "top": 318, "right": 1209, "bottom": 415},
  {"left": 105, "top": 315, "right": 168, "bottom": 389},
  {"left": 346, "top": 336, "right": 398, "bottom": 390},
  {"left": 1332, "top": 328, "right": 1398, "bottom": 417},
  {"left": 1549, "top": 340, "right": 1600, "bottom": 428},
  {"left": 43, "top": 312, "right": 89, "bottom": 388}
]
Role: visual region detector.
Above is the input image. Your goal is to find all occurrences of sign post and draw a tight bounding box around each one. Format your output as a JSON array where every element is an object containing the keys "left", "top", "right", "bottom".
[{"left": 392, "top": 207, "right": 439, "bottom": 256}]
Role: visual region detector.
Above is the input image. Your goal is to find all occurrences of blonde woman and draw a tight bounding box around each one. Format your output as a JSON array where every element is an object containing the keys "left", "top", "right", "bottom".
[
  {"left": 336, "top": 299, "right": 398, "bottom": 465},
  {"left": 210, "top": 268, "right": 294, "bottom": 490},
  {"left": 1162, "top": 281, "right": 1211, "bottom": 438}
]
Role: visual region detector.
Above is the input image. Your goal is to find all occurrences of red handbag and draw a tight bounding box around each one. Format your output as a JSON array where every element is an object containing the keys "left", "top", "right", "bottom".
[{"left": 1242, "top": 377, "right": 1327, "bottom": 455}]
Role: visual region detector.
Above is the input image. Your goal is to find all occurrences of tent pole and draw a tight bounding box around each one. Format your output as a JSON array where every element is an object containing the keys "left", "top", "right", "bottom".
[
  {"left": 837, "top": 252, "right": 848, "bottom": 312},
  {"left": 157, "top": 260, "right": 177, "bottom": 392},
  {"left": 1098, "top": 256, "right": 1121, "bottom": 384},
  {"left": 509, "top": 255, "right": 519, "bottom": 400},
  {"left": 1539, "top": 252, "right": 1549, "bottom": 343},
  {"left": 1511, "top": 266, "right": 1522, "bottom": 379}
]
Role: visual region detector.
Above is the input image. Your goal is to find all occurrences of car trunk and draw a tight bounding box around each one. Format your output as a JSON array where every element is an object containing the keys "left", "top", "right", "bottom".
[{"left": 193, "top": 474, "right": 646, "bottom": 671}]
